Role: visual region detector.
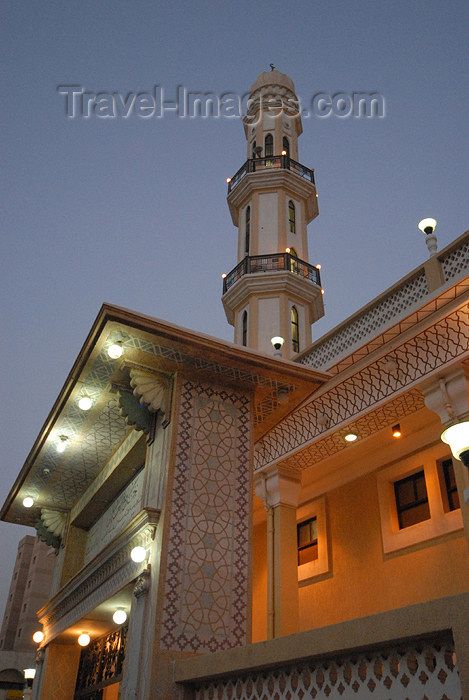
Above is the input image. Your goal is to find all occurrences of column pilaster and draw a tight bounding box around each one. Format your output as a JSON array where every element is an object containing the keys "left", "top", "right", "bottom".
[{"left": 255, "top": 466, "right": 301, "bottom": 638}]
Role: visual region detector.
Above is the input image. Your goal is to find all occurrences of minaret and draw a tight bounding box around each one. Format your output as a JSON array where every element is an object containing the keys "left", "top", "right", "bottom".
[{"left": 222, "top": 69, "right": 324, "bottom": 359}]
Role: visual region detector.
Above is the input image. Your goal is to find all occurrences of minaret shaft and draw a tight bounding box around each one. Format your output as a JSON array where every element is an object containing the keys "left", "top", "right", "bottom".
[{"left": 222, "top": 70, "right": 324, "bottom": 358}]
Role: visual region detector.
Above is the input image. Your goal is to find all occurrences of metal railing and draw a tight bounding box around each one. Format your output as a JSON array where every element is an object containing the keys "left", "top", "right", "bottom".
[
  {"left": 222, "top": 253, "right": 321, "bottom": 294},
  {"left": 227, "top": 156, "right": 315, "bottom": 194}
]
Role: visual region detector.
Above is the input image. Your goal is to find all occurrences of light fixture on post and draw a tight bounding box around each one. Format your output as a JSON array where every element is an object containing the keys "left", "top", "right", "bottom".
[
  {"left": 24, "top": 668, "right": 36, "bottom": 692},
  {"left": 418, "top": 218, "right": 438, "bottom": 256},
  {"left": 271, "top": 336, "right": 284, "bottom": 358},
  {"left": 441, "top": 421, "right": 469, "bottom": 467}
]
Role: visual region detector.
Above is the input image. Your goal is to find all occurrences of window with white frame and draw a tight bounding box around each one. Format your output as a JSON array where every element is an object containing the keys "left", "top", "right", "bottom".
[
  {"left": 297, "top": 495, "right": 330, "bottom": 583},
  {"left": 377, "top": 446, "right": 463, "bottom": 554}
]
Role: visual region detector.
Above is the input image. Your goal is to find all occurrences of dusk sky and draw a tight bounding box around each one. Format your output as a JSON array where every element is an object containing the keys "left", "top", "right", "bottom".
[{"left": 1, "top": 1, "right": 468, "bottom": 616}]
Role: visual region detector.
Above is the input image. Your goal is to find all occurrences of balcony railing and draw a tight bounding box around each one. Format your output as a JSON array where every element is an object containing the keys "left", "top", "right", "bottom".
[
  {"left": 222, "top": 253, "right": 321, "bottom": 294},
  {"left": 227, "top": 155, "right": 315, "bottom": 194}
]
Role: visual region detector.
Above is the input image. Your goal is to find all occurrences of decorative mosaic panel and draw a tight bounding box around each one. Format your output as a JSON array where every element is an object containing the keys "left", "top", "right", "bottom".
[
  {"left": 194, "top": 634, "right": 461, "bottom": 699},
  {"left": 256, "top": 307, "right": 469, "bottom": 469},
  {"left": 160, "top": 380, "right": 251, "bottom": 653}
]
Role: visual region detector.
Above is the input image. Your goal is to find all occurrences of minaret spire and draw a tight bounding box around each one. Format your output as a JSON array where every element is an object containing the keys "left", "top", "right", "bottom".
[{"left": 222, "top": 70, "right": 324, "bottom": 358}]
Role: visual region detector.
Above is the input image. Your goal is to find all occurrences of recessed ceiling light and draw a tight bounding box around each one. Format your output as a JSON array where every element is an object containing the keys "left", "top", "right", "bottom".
[
  {"left": 344, "top": 432, "right": 358, "bottom": 442},
  {"left": 23, "top": 497, "right": 34, "bottom": 508},
  {"left": 78, "top": 395, "right": 92, "bottom": 411}
]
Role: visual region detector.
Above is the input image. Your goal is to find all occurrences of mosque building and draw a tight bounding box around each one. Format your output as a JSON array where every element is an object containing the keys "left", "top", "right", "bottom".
[{"left": 1, "top": 69, "right": 468, "bottom": 700}]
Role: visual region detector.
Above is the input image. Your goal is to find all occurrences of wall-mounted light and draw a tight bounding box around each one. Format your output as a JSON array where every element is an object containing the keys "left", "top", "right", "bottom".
[
  {"left": 130, "top": 546, "right": 147, "bottom": 563},
  {"left": 107, "top": 341, "right": 123, "bottom": 359},
  {"left": 32, "top": 630, "right": 44, "bottom": 643},
  {"left": 23, "top": 668, "right": 36, "bottom": 680},
  {"left": 271, "top": 336, "right": 284, "bottom": 358},
  {"left": 77, "top": 632, "right": 91, "bottom": 647},
  {"left": 344, "top": 432, "right": 358, "bottom": 442},
  {"left": 57, "top": 435, "right": 69, "bottom": 453},
  {"left": 441, "top": 422, "right": 469, "bottom": 467},
  {"left": 23, "top": 497, "right": 34, "bottom": 508},
  {"left": 78, "top": 395, "right": 92, "bottom": 411},
  {"left": 392, "top": 424, "right": 402, "bottom": 438},
  {"left": 112, "top": 608, "right": 128, "bottom": 625}
]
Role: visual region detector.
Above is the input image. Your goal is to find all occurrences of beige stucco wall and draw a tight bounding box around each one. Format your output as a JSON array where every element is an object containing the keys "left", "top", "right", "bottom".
[{"left": 252, "top": 465, "right": 469, "bottom": 641}]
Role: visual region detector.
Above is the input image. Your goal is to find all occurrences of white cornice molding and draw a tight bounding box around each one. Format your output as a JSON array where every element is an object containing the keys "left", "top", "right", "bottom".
[
  {"left": 227, "top": 170, "right": 317, "bottom": 226},
  {"left": 222, "top": 270, "right": 324, "bottom": 325}
]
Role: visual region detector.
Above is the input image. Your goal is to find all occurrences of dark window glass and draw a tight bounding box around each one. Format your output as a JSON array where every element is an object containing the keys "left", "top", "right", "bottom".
[
  {"left": 297, "top": 517, "right": 318, "bottom": 565},
  {"left": 291, "top": 306, "right": 299, "bottom": 353},
  {"left": 394, "top": 471, "right": 430, "bottom": 529},
  {"left": 288, "top": 200, "right": 296, "bottom": 233},
  {"left": 242, "top": 310, "right": 248, "bottom": 347},
  {"left": 251, "top": 140, "right": 257, "bottom": 158},
  {"left": 283, "top": 136, "right": 290, "bottom": 156},
  {"left": 442, "top": 458, "right": 460, "bottom": 511},
  {"left": 264, "top": 133, "right": 273, "bottom": 157},
  {"left": 245, "top": 206, "right": 250, "bottom": 255}
]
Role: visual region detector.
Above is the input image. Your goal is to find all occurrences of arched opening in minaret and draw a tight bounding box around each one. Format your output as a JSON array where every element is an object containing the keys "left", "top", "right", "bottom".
[
  {"left": 288, "top": 200, "right": 296, "bottom": 233},
  {"left": 251, "top": 141, "right": 257, "bottom": 158},
  {"left": 264, "top": 133, "right": 273, "bottom": 157},
  {"left": 245, "top": 206, "right": 250, "bottom": 255},
  {"left": 242, "top": 310, "right": 248, "bottom": 346},
  {"left": 283, "top": 136, "right": 290, "bottom": 157},
  {"left": 291, "top": 306, "right": 299, "bottom": 353}
]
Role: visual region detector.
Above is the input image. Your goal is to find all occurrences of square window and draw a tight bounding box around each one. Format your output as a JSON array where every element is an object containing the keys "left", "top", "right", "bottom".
[
  {"left": 297, "top": 516, "right": 318, "bottom": 565},
  {"left": 394, "top": 471, "right": 430, "bottom": 529}
]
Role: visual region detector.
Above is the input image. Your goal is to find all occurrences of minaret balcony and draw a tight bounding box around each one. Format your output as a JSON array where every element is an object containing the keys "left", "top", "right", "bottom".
[
  {"left": 222, "top": 252, "right": 321, "bottom": 294},
  {"left": 227, "top": 155, "right": 315, "bottom": 194}
]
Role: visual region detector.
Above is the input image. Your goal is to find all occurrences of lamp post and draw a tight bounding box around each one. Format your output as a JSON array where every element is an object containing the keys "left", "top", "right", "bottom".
[
  {"left": 418, "top": 217, "right": 438, "bottom": 256},
  {"left": 23, "top": 668, "right": 36, "bottom": 699},
  {"left": 441, "top": 422, "right": 469, "bottom": 467},
  {"left": 271, "top": 336, "right": 285, "bottom": 358}
]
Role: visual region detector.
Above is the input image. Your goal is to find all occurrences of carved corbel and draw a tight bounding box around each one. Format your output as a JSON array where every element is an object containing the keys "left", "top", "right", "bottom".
[
  {"left": 133, "top": 568, "right": 151, "bottom": 599},
  {"left": 34, "top": 509, "right": 68, "bottom": 552},
  {"left": 129, "top": 369, "right": 172, "bottom": 427}
]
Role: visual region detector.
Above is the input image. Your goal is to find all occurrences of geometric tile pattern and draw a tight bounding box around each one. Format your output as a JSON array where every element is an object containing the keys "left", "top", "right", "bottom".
[
  {"left": 299, "top": 270, "right": 428, "bottom": 370},
  {"left": 278, "top": 389, "right": 425, "bottom": 473},
  {"left": 441, "top": 238, "right": 469, "bottom": 281},
  {"left": 160, "top": 380, "right": 251, "bottom": 653},
  {"left": 124, "top": 333, "right": 295, "bottom": 428},
  {"left": 299, "top": 234, "right": 469, "bottom": 373},
  {"left": 193, "top": 634, "right": 461, "bottom": 699},
  {"left": 255, "top": 306, "right": 469, "bottom": 470}
]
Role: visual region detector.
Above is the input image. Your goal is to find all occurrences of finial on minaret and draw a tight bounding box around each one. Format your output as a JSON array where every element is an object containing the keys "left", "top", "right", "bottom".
[{"left": 270, "top": 63, "right": 275, "bottom": 71}]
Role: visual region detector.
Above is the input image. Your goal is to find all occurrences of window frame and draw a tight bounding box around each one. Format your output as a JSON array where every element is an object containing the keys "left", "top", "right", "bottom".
[
  {"left": 377, "top": 445, "right": 463, "bottom": 554},
  {"left": 297, "top": 495, "right": 329, "bottom": 583},
  {"left": 394, "top": 470, "right": 430, "bottom": 529},
  {"left": 245, "top": 206, "right": 250, "bottom": 255},
  {"left": 264, "top": 133, "right": 273, "bottom": 157}
]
